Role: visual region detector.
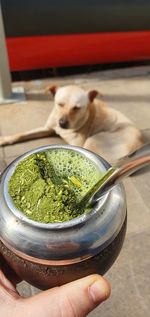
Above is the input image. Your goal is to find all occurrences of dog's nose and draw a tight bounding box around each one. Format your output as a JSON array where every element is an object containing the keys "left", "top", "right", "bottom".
[{"left": 59, "top": 118, "right": 69, "bottom": 129}]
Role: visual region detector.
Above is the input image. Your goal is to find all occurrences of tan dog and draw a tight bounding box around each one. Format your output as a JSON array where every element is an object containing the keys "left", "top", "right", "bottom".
[{"left": 0, "top": 85, "right": 143, "bottom": 163}]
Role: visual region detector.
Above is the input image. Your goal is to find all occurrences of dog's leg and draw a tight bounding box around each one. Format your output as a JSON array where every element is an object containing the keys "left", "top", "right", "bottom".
[
  {"left": 84, "top": 127, "right": 143, "bottom": 164},
  {"left": 0, "top": 126, "right": 55, "bottom": 146},
  {"left": 0, "top": 108, "right": 57, "bottom": 146}
]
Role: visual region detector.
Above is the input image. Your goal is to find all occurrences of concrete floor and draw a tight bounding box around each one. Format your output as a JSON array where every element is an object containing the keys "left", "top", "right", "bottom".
[{"left": 0, "top": 65, "right": 150, "bottom": 316}]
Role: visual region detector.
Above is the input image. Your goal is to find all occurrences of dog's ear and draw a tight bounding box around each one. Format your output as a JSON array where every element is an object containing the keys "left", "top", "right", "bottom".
[
  {"left": 88, "top": 90, "right": 103, "bottom": 102},
  {"left": 88, "top": 90, "right": 98, "bottom": 102},
  {"left": 45, "top": 85, "right": 57, "bottom": 96}
]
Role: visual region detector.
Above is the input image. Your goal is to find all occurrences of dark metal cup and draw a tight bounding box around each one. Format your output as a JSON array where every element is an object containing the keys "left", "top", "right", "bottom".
[{"left": 0, "top": 145, "right": 127, "bottom": 290}]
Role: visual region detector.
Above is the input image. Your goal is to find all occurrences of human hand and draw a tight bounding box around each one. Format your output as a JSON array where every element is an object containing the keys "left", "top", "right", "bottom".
[{"left": 0, "top": 259, "right": 111, "bottom": 317}]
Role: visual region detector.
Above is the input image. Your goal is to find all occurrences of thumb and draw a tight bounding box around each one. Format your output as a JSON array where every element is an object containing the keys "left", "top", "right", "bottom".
[{"left": 21, "top": 274, "right": 111, "bottom": 317}]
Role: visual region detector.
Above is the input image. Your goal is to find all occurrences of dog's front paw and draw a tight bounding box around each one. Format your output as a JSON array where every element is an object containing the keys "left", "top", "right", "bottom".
[{"left": 0, "top": 136, "right": 12, "bottom": 146}]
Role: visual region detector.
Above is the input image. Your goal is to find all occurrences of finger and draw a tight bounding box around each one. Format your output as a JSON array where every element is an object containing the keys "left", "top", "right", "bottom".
[
  {"left": 21, "top": 274, "right": 111, "bottom": 317},
  {"left": 0, "top": 269, "right": 20, "bottom": 299},
  {"left": 0, "top": 255, "right": 21, "bottom": 285}
]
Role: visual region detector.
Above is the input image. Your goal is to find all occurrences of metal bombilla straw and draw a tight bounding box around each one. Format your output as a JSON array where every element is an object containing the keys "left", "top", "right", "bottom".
[{"left": 77, "top": 143, "right": 150, "bottom": 208}]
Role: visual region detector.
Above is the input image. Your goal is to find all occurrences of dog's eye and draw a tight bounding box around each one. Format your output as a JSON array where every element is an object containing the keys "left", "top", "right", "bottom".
[
  {"left": 58, "top": 103, "right": 64, "bottom": 107},
  {"left": 73, "top": 106, "right": 80, "bottom": 111}
]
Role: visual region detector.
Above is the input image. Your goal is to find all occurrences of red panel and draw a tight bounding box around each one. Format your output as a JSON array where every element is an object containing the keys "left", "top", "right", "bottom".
[{"left": 6, "top": 31, "right": 150, "bottom": 71}]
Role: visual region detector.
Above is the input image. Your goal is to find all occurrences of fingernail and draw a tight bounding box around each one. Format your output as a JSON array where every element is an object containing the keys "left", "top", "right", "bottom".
[{"left": 89, "top": 279, "right": 110, "bottom": 304}]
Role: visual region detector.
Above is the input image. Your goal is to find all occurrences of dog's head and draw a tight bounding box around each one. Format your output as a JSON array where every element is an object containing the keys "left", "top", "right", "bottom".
[{"left": 49, "top": 85, "right": 99, "bottom": 130}]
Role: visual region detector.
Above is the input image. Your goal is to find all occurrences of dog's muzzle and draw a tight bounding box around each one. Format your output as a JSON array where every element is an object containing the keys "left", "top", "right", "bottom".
[{"left": 59, "top": 118, "right": 69, "bottom": 129}]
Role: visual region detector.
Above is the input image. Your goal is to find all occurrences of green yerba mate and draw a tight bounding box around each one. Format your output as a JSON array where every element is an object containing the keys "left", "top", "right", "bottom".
[{"left": 8, "top": 149, "right": 101, "bottom": 223}]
